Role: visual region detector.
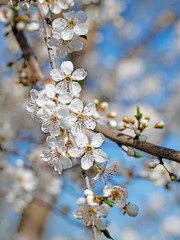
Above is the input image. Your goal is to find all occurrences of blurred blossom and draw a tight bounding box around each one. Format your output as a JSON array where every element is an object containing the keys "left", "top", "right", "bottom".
[{"left": 162, "top": 215, "right": 180, "bottom": 237}]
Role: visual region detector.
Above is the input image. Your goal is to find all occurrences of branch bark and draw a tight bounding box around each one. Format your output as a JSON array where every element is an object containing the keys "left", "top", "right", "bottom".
[{"left": 95, "top": 123, "right": 180, "bottom": 163}]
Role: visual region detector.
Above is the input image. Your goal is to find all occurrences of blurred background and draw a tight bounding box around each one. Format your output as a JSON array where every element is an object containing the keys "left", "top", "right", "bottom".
[{"left": 0, "top": 0, "right": 180, "bottom": 239}]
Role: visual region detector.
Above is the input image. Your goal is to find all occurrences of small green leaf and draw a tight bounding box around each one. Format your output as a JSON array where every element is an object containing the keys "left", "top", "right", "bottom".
[
  {"left": 134, "top": 106, "right": 143, "bottom": 121},
  {"left": 134, "top": 151, "right": 144, "bottom": 158},
  {"left": 80, "top": 35, "right": 88, "bottom": 40},
  {"left": 100, "top": 229, "right": 114, "bottom": 239}
]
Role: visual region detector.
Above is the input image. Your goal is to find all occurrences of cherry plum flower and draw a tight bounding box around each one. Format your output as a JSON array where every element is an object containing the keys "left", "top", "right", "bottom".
[
  {"left": 0, "top": 6, "right": 13, "bottom": 23},
  {"left": 52, "top": 10, "right": 88, "bottom": 40},
  {"left": 37, "top": 104, "right": 76, "bottom": 136},
  {"left": 103, "top": 185, "right": 128, "bottom": 208},
  {"left": 50, "top": 61, "right": 87, "bottom": 95},
  {"left": 68, "top": 98, "right": 96, "bottom": 136},
  {"left": 47, "top": 36, "right": 83, "bottom": 58},
  {"left": 73, "top": 197, "right": 109, "bottom": 230},
  {"left": 69, "top": 132, "right": 108, "bottom": 170},
  {"left": 40, "top": 136, "right": 72, "bottom": 174}
]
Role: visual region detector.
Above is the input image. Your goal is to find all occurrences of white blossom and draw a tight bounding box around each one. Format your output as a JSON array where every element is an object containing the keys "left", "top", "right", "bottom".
[
  {"left": 125, "top": 204, "right": 139, "bottom": 217},
  {"left": 0, "top": 6, "right": 13, "bottom": 23},
  {"left": 50, "top": 61, "right": 87, "bottom": 95},
  {"left": 103, "top": 185, "right": 128, "bottom": 208},
  {"left": 73, "top": 197, "right": 109, "bottom": 230},
  {"left": 69, "top": 132, "right": 108, "bottom": 170},
  {"left": 40, "top": 136, "right": 72, "bottom": 174},
  {"left": 52, "top": 10, "right": 88, "bottom": 40},
  {"left": 68, "top": 98, "right": 96, "bottom": 136}
]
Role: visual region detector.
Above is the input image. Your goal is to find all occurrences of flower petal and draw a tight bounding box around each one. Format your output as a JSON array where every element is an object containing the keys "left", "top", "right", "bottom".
[
  {"left": 83, "top": 103, "right": 96, "bottom": 116},
  {"left": 72, "top": 68, "right": 87, "bottom": 80},
  {"left": 81, "top": 153, "right": 93, "bottom": 170},
  {"left": 84, "top": 118, "right": 96, "bottom": 130},
  {"left": 91, "top": 133, "right": 105, "bottom": 148},
  {"left": 71, "top": 82, "right": 82, "bottom": 95},
  {"left": 74, "top": 24, "right": 88, "bottom": 36},
  {"left": 61, "top": 61, "right": 74, "bottom": 75},
  {"left": 92, "top": 149, "right": 108, "bottom": 163},
  {"left": 60, "top": 155, "right": 72, "bottom": 170},
  {"left": 50, "top": 68, "right": 64, "bottom": 81},
  {"left": 69, "top": 98, "right": 83, "bottom": 114},
  {"left": 75, "top": 132, "right": 89, "bottom": 148},
  {"left": 69, "top": 147, "right": 85, "bottom": 157}
]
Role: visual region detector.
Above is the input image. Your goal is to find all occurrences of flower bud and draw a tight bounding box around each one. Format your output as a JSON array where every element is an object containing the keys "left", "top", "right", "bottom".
[
  {"left": 108, "top": 120, "right": 117, "bottom": 128},
  {"left": 139, "top": 135, "right": 147, "bottom": 142},
  {"left": 22, "top": 3, "right": 30, "bottom": 11},
  {"left": 135, "top": 129, "right": 141, "bottom": 136},
  {"left": 116, "top": 121, "right": 126, "bottom": 131},
  {"left": 107, "top": 111, "right": 116, "bottom": 118},
  {"left": 154, "top": 121, "right": 164, "bottom": 129},
  {"left": 93, "top": 111, "right": 100, "bottom": 119},
  {"left": 26, "top": 22, "right": 39, "bottom": 32},
  {"left": 93, "top": 99, "right": 99, "bottom": 105},
  {"left": 141, "top": 119, "right": 149, "bottom": 128},
  {"left": 123, "top": 117, "right": 130, "bottom": 124},
  {"left": 145, "top": 115, "right": 150, "bottom": 121},
  {"left": 16, "top": 21, "right": 26, "bottom": 31},
  {"left": 86, "top": 194, "right": 94, "bottom": 204},
  {"left": 130, "top": 118, "right": 135, "bottom": 124},
  {"left": 169, "top": 172, "right": 177, "bottom": 181},
  {"left": 148, "top": 161, "right": 157, "bottom": 169},
  {"left": 84, "top": 189, "right": 94, "bottom": 196},
  {"left": 99, "top": 102, "right": 109, "bottom": 111},
  {"left": 125, "top": 204, "right": 139, "bottom": 217},
  {"left": 127, "top": 148, "right": 135, "bottom": 156}
]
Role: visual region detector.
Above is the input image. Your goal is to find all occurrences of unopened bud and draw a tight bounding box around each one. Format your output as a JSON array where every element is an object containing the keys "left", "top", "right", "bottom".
[
  {"left": 84, "top": 189, "right": 94, "bottom": 196},
  {"left": 127, "top": 148, "right": 135, "bottom": 156},
  {"left": 123, "top": 116, "right": 130, "bottom": 124},
  {"left": 22, "top": 3, "right": 30, "bottom": 11},
  {"left": 99, "top": 102, "right": 109, "bottom": 111},
  {"left": 108, "top": 120, "right": 117, "bottom": 128},
  {"left": 148, "top": 161, "right": 157, "bottom": 169},
  {"left": 130, "top": 118, "right": 135, "bottom": 124},
  {"left": 116, "top": 121, "right": 126, "bottom": 131},
  {"left": 93, "top": 99, "right": 99, "bottom": 105},
  {"left": 139, "top": 135, "right": 147, "bottom": 142},
  {"left": 107, "top": 111, "right": 116, "bottom": 118},
  {"left": 169, "top": 172, "right": 177, "bottom": 181},
  {"left": 154, "top": 121, "right": 164, "bottom": 129},
  {"left": 145, "top": 115, "right": 150, "bottom": 121},
  {"left": 87, "top": 194, "right": 94, "bottom": 204},
  {"left": 16, "top": 21, "right": 26, "bottom": 31},
  {"left": 141, "top": 119, "right": 149, "bottom": 128},
  {"left": 125, "top": 204, "right": 139, "bottom": 217},
  {"left": 135, "top": 130, "right": 141, "bottom": 136}
]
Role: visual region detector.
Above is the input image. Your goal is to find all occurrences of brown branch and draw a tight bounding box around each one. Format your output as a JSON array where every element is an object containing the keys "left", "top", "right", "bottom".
[
  {"left": 36, "top": 1, "right": 56, "bottom": 69},
  {"left": 12, "top": 26, "right": 45, "bottom": 81},
  {"left": 95, "top": 123, "right": 180, "bottom": 164}
]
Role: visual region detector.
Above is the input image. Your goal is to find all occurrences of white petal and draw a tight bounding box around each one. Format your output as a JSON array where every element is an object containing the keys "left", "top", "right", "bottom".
[
  {"left": 83, "top": 103, "right": 96, "bottom": 116},
  {"left": 53, "top": 161, "right": 62, "bottom": 174},
  {"left": 92, "top": 149, "right": 108, "bottom": 163},
  {"left": 84, "top": 118, "right": 96, "bottom": 130},
  {"left": 61, "top": 27, "right": 74, "bottom": 40},
  {"left": 76, "top": 197, "right": 86, "bottom": 207},
  {"left": 72, "top": 68, "right": 87, "bottom": 80},
  {"left": 81, "top": 153, "right": 93, "bottom": 170},
  {"left": 71, "top": 121, "right": 83, "bottom": 136},
  {"left": 50, "top": 68, "right": 64, "bottom": 81},
  {"left": 74, "top": 24, "right": 88, "bottom": 36},
  {"left": 69, "top": 98, "right": 83, "bottom": 114},
  {"left": 52, "top": 18, "right": 67, "bottom": 29},
  {"left": 72, "top": 39, "right": 83, "bottom": 51},
  {"left": 94, "top": 217, "right": 106, "bottom": 230},
  {"left": 75, "top": 133, "right": 89, "bottom": 148},
  {"left": 60, "top": 155, "right": 72, "bottom": 170},
  {"left": 69, "top": 147, "right": 85, "bottom": 157},
  {"left": 41, "top": 4, "right": 49, "bottom": 15},
  {"left": 103, "top": 185, "right": 113, "bottom": 197},
  {"left": 58, "top": 92, "right": 73, "bottom": 104},
  {"left": 50, "top": 3, "right": 62, "bottom": 14},
  {"left": 74, "top": 11, "right": 87, "bottom": 23},
  {"left": 71, "top": 82, "right": 82, "bottom": 95},
  {"left": 63, "top": 11, "right": 75, "bottom": 20},
  {"left": 44, "top": 84, "right": 56, "bottom": 98},
  {"left": 60, "top": 113, "right": 77, "bottom": 129},
  {"left": 46, "top": 136, "right": 57, "bottom": 149},
  {"left": 61, "top": 61, "right": 74, "bottom": 75},
  {"left": 91, "top": 133, "right": 105, "bottom": 148},
  {"left": 73, "top": 210, "right": 83, "bottom": 219},
  {"left": 99, "top": 204, "right": 109, "bottom": 218}
]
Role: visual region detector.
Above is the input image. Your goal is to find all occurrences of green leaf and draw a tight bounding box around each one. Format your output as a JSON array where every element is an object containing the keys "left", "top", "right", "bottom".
[
  {"left": 134, "top": 151, "right": 144, "bottom": 158},
  {"left": 134, "top": 106, "right": 142, "bottom": 121},
  {"left": 100, "top": 229, "right": 114, "bottom": 239},
  {"left": 80, "top": 35, "right": 88, "bottom": 40}
]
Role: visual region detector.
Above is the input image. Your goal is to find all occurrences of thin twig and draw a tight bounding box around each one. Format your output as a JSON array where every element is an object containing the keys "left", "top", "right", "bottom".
[{"left": 36, "top": 1, "right": 56, "bottom": 69}]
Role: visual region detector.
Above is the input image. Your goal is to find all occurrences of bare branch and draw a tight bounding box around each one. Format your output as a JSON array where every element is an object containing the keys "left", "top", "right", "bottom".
[
  {"left": 36, "top": 1, "right": 56, "bottom": 69},
  {"left": 95, "top": 123, "right": 180, "bottom": 164}
]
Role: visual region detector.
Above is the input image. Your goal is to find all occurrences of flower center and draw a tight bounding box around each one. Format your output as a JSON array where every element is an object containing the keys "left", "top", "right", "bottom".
[
  {"left": 68, "top": 19, "right": 76, "bottom": 29},
  {"left": 50, "top": 113, "right": 58, "bottom": 123},
  {"left": 77, "top": 113, "right": 84, "bottom": 122},
  {"left": 64, "top": 75, "right": 72, "bottom": 83},
  {"left": 44, "top": 0, "right": 52, "bottom": 4},
  {"left": 52, "top": 97, "right": 59, "bottom": 105},
  {"left": 86, "top": 145, "right": 93, "bottom": 154}
]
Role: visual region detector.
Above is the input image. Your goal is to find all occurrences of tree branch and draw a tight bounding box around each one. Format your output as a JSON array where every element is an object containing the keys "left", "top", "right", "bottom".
[{"left": 95, "top": 123, "right": 180, "bottom": 164}]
